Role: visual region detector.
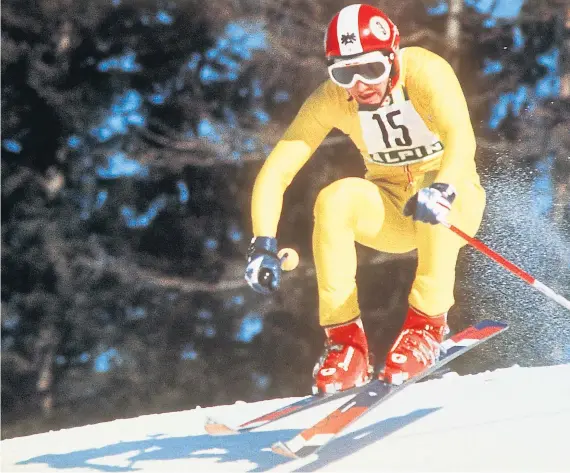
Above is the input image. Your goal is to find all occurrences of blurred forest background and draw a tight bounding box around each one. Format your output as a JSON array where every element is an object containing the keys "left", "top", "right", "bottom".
[{"left": 2, "top": 0, "right": 569, "bottom": 439}]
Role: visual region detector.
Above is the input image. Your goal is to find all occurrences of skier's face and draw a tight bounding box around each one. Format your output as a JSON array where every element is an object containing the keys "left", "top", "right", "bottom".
[{"left": 348, "top": 79, "right": 389, "bottom": 105}]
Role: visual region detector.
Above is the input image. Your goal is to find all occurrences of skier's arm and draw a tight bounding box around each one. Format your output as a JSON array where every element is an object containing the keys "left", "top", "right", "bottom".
[
  {"left": 406, "top": 48, "right": 477, "bottom": 187},
  {"left": 251, "top": 141, "right": 314, "bottom": 237},
  {"left": 251, "top": 83, "right": 336, "bottom": 236}
]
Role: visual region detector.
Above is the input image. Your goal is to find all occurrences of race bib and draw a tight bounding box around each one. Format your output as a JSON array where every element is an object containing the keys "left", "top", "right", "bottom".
[{"left": 359, "top": 97, "right": 444, "bottom": 166}]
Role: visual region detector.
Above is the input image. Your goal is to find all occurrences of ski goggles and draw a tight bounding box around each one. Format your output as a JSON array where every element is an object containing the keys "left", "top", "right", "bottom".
[{"left": 327, "top": 51, "right": 392, "bottom": 89}]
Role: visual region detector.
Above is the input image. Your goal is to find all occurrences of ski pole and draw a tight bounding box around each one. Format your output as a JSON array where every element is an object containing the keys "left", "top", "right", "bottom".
[{"left": 438, "top": 218, "right": 570, "bottom": 311}]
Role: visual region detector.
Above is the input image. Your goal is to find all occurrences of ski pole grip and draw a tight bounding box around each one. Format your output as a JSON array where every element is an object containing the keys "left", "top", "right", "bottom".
[{"left": 278, "top": 248, "right": 299, "bottom": 271}]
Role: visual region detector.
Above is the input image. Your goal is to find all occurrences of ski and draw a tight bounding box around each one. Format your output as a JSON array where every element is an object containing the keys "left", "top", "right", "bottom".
[
  {"left": 271, "top": 319, "right": 508, "bottom": 459},
  {"left": 204, "top": 380, "right": 369, "bottom": 435}
]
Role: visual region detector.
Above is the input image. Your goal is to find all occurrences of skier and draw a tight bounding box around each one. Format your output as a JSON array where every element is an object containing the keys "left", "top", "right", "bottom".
[{"left": 245, "top": 3, "right": 486, "bottom": 392}]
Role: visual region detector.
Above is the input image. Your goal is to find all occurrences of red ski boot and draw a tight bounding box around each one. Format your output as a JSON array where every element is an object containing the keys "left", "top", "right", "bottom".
[
  {"left": 383, "top": 307, "right": 448, "bottom": 385},
  {"left": 313, "top": 318, "right": 373, "bottom": 394}
]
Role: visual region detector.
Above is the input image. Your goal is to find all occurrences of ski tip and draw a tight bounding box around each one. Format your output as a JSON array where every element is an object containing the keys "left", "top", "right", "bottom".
[
  {"left": 204, "top": 417, "right": 239, "bottom": 436},
  {"left": 271, "top": 441, "right": 299, "bottom": 459}
]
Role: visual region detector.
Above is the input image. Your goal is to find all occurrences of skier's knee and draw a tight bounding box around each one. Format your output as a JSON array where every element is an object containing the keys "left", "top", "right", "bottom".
[{"left": 313, "top": 178, "right": 363, "bottom": 226}]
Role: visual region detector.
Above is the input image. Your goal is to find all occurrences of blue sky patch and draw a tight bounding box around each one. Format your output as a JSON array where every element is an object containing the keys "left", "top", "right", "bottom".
[
  {"left": 236, "top": 312, "right": 263, "bottom": 343},
  {"left": 97, "top": 152, "right": 149, "bottom": 179},
  {"left": 426, "top": 0, "right": 448, "bottom": 16},
  {"left": 3, "top": 139, "right": 22, "bottom": 153},
  {"left": 94, "top": 348, "right": 121, "bottom": 373},
  {"left": 121, "top": 195, "right": 167, "bottom": 228}
]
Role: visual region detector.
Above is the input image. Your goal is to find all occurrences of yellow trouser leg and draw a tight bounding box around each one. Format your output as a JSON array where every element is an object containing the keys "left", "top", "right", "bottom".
[
  {"left": 313, "top": 175, "right": 485, "bottom": 324},
  {"left": 409, "top": 222, "right": 462, "bottom": 315},
  {"left": 313, "top": 177, "right": 414, "bottom": 326},
  {"left": 409, "top": 179, "right": 486, "bottom": 315}
]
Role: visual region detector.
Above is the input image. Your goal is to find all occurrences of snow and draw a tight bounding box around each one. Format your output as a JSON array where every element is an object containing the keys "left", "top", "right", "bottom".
[{"left": 2, "top": 364, "right": 570, "bottom": 472}]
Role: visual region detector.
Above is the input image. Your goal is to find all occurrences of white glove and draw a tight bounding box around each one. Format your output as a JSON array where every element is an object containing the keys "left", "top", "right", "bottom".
[{"left": 404, "top": 183, "right": 457, "bottom": 225}]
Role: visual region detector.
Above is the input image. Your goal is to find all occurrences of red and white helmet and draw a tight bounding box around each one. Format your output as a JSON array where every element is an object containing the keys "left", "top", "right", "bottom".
[{"left": 325, "top": 4, "right": 400, "bottom": 89}]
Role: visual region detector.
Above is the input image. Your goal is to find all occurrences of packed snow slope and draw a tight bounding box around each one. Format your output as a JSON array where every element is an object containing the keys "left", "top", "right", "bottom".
[{"left": 2, "top": 364, "right": 569, "bottom": 472}]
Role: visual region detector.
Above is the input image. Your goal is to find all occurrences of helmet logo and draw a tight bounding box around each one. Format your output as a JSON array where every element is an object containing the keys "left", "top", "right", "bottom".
[
  {"left": 369, "top": 16, "right": 391, "bottom": 41},
  {"left": 341, "top": 33, "right": 357, "bottom": 45}
]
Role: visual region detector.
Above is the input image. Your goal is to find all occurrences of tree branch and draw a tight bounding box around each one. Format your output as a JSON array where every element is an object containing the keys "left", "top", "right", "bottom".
[{"left": 74, "top": 251, "right": 415, "bottom": 294}]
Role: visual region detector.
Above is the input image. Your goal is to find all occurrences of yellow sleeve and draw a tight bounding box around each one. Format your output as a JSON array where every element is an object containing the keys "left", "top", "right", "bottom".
[
  {"left": 404, "top": 47, "right": 477, "bottom": 187},
  {"left": 251, "top": 81, "right": 342, "bottom": 236}
]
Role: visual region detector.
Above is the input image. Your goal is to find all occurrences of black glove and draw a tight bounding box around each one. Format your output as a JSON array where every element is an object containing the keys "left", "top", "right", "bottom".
[
  {"left": 404, "top": 183, "right": 457, "bottom": 225},
  {"left": 245, "top": 237, "right": 281, "bottom": 294}
]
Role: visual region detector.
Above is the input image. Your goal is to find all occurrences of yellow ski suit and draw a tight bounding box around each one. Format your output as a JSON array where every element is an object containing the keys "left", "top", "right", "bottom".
[{"left": 251, "top": 46, "right": 486, "bottom": 326}]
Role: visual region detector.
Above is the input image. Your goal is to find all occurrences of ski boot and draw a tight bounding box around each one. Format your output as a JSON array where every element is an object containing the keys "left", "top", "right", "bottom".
[
  {"left": 313, "top": 318, "right": 373, "bottom": 394},
  {"left": 382, "top": 306, "right": 448, "bottom": 385}
]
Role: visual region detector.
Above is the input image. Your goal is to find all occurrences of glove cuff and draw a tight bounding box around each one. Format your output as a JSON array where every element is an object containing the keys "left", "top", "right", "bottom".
[{"left": 247, "top": 236, "right": 278, "bottom": 260}]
